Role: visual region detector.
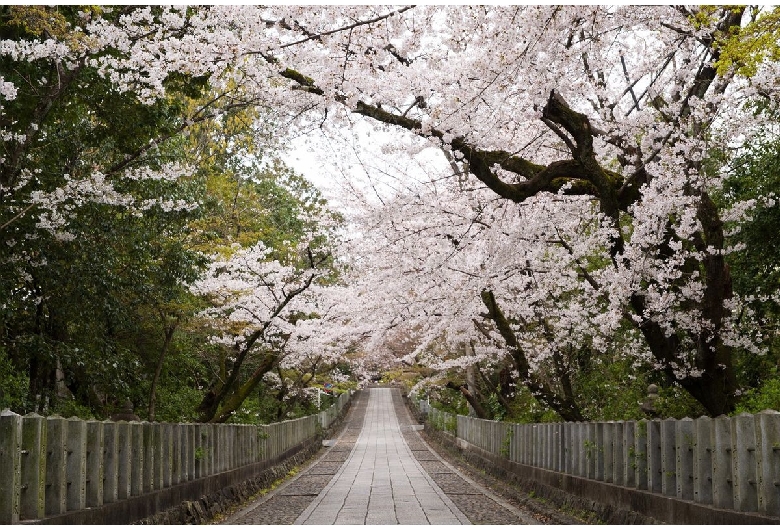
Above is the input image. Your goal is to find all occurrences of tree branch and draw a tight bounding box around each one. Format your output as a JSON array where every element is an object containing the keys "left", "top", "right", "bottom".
[
  {"left": 271, "top": 7, "right": 415, "bottom": 51},
  {"left": 199, "top": 270, "right": 318, "bottom": 422},
  {"left": 479, "top": 289, "right": 586, "bottom": 421}
]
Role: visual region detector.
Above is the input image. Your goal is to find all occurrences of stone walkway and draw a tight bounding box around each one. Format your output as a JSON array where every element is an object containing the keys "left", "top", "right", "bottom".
[{"left": 221, "top": 387, "right": 540, "bottom": 525}]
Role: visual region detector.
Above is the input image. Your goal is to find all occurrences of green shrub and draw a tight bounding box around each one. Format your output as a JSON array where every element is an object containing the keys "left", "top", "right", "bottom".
[
  {"left": 0, "top": 349, "right": 29, "bottom": 412},
  {"left": 736, "top": 375, "right": 780, "bottom": 414}
]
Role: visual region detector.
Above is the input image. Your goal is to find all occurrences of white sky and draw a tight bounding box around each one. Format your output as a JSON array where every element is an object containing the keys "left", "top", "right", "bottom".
[{"left": 281, "top": 117, "right": 453, "bottom": 214}]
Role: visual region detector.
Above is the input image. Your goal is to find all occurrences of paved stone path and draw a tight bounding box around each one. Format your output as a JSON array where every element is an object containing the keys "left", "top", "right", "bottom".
[
  {"left": 221, "top": 387, "right": 540, "bottom": 525},
  {"left": 296, "top": 388, "right": 469, "bottom": 525}
]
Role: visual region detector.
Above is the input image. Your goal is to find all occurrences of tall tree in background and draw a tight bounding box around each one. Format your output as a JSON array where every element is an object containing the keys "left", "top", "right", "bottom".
[
  {"left": 0, "top": 6, "right": 209, "bottom": 413},
  {"left": 0, "top": 6, "right": 341, "bottom": 418}
]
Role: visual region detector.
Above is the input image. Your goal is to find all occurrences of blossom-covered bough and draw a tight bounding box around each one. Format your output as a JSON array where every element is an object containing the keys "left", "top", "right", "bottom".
[
  {"left": 190, "top": 241, "right": 338, "bottom": 423},
  {"left": 4, "top": 6, "right": 779, "bottom": 418},
  {"left": 254, "top": 5, "right": 776, "bottom": 417}
]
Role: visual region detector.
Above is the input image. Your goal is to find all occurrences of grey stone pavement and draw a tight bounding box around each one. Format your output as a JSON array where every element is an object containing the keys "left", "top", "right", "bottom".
[{"left": 221, "top": 387, "right": 542, "bottom": 525}]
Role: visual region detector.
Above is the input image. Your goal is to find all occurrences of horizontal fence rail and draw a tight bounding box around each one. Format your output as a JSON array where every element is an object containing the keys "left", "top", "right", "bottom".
[
  {"left": 0, "top": 391, "right": 350, "bottom": 524},
  {"left": 413, "top": 399, "right": 780, "bottom": 518}
]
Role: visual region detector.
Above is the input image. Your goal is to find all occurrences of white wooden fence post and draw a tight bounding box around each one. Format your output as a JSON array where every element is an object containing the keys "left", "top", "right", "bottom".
[
  {"left": 586, "top": 422, "right": 596, "bottom": 479},
  {"left": 45, "top": 417, "right": 67, "bottom": 515},
  {"left": 635, "top": 420, "right": 648, "bottom": 490},
  {"left": 712, "top": 415, "right": 733, "bottom": 509},
  {"left": 563, "top": 423, "right": 572, "bottom": 474},
  {"left": 612, "top": 421, "right": 624, "bottom": 486},
  {"left": 142, "top": 422, "right": 154, "bottom": 494},
  {"left": 660, "top": 418, "right": 676, "bottom": 497},
  {"left": 130, "top": 422, "right": 144, "bottom": 496},
  {"left": 602, "top": 422, "right": 614, "bottom": 483},
  {"left": 186, "top": 424, "right": 196, "bottom": 478},
  {"left": 646, "top": 420, "right": 662, "bottom": 493},
  {"left": 151, "top": 423, "right": 163, "bottom": 491},
  {"left": 693, "top": 416, "right": 713, "bottom": 505},
  {"left": 85, "top": 420, "right": 103, "bottom": 507},
  {"left": 675, "top": 418, "right": 694, "bottom": 500},
  {"left": 732, "top": 413, "right": 758, "bottom": 512}
]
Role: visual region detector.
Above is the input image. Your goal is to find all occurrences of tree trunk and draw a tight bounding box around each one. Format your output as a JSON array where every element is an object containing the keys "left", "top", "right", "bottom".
[
  {"left": 476, "top": 364, "right": 513, "bottom": 413},
  {"left": 465, "top": 348, "right": 479, "bottom": 416},
  {"left": 199, "top": 352, "right": 278, "bottom": 423},
  {"left": 446, "top": 381, "right": 489, "bottom": 419},
  {"left": 148, "top": 318, "right": 178, "bottom": 422},
  {"left": 480, "top": 290, "right": 586, "bottom": 422}
]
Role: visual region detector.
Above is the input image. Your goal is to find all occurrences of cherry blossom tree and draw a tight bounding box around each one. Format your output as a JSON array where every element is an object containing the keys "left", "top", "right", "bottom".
[
  {"left": 5, "top": 5, "right": 780, "bottom": 418},
  {"left": 191, "top": 236, "right": 365, "bottom": 422},
  {"left": 246, "top": 5, "right": 779, "bottom": 416},
  {"left": 191, "top": 243, "right": 310, "bottom": 421}
]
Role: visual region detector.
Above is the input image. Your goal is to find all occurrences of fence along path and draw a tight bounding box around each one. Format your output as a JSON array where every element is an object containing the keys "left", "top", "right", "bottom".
[
  {"left": 416, "top": 398, "right": 780, "bottom": 520},
  {"left": 0, "top": 392, "right": 350, "bottom": 524}
]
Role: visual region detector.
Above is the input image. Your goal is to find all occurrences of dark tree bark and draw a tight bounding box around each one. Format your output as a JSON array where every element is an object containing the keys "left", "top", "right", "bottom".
[
  {"left": 148, "top": 316, "right": 179, "bottom": 422},
  {"left": 445, "top": 381, "right": 489, "bottom": 419},
  {"left": 480, "top": 290, "right": 587, "bottom": 422}
]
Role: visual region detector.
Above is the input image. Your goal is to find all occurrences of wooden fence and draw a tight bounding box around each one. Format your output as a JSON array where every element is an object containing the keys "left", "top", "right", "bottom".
[
  {"left": 413, "top": 399, "right": 780, "bottom": 518},
  {"left": 0, "top": 391, "right": 350, "bottom": 524}
]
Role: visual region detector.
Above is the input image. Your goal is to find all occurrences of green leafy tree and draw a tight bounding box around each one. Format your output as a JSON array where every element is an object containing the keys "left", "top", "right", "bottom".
[
  {"left": 720, "top": 137, "right": 780, "bottom": 405},
  {"left": 0, "top": 6, "right": 209, "bottom": 415}
]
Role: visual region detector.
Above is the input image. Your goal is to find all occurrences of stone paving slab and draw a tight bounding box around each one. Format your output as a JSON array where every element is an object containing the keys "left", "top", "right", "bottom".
[
  {"left": 419, "top": 459, "right": 458, "bottom": 473},
  {"left": 305, "top": 461, "right": 344, "bottom": 474},
  {"left": 295, "top": 388, "right": 469, "bottom": 525},
  {"left": 391, "top": 389, "right": 542, "bottom": 525},
  {"left": 219, "top": 392, "right": 369, "bottom": 525},
  {"left": 278, "top": 475, "right": 332, "bottom": 496}
]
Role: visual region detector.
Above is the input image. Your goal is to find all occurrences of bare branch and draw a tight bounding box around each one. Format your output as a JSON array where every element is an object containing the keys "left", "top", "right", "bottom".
[
  {"left": 273, "top": 7, "right": 415, "bottom": 51},
  {"left": 620, "top": 53, "right": 641, "bottom": 112}
]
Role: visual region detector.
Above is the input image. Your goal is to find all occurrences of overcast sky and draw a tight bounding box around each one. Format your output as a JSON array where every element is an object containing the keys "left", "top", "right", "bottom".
[{"left": 281, "top": 118, "right": 453, "bottom": 215}]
